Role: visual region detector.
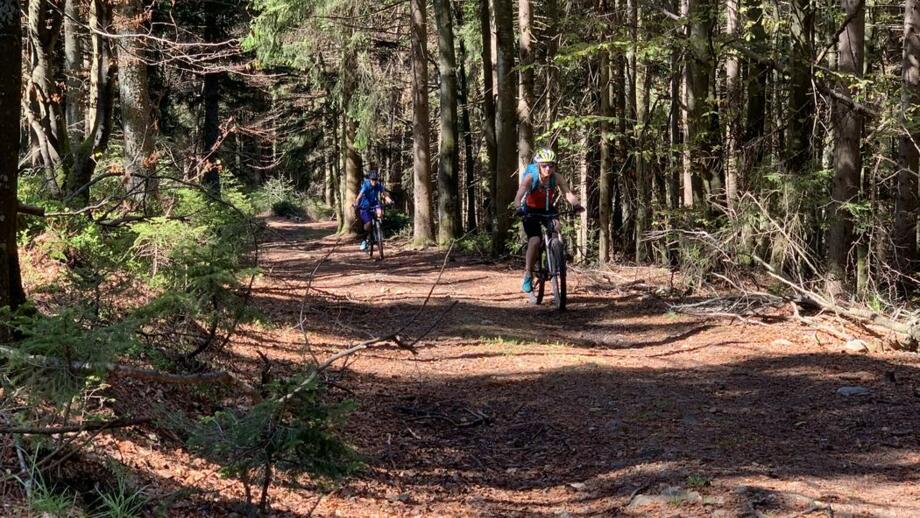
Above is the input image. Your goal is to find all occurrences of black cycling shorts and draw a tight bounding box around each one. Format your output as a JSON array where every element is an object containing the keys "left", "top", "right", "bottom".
[{"left": 523, "top": 210, "right": 556, "bottom": 239}]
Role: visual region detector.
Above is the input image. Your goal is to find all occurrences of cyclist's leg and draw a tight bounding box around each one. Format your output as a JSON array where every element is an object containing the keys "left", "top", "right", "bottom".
[{"left": 525, "top": 236, "right": 541, "bottom": 274}]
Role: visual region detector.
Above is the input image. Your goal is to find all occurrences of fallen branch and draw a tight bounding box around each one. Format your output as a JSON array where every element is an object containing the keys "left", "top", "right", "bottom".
[
  {"left": 278, "top": 243, "right": 460, "bottom": 405},
  {"left": 750, "top": 255, "right": 920, "bottom": 349},
  {"left": 0, "top": 417, "right": 150, "bottom": 435},
  {"left": 17, "top": 202, "right": 45, "bottom": 217}
]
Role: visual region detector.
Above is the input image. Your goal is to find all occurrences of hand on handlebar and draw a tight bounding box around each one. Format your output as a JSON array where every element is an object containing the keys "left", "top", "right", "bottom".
[
  {"left": 515, "top": 206, "right": 528, "bottom": 217},
  {"left": 573, "top": 204, "right": 585, "bottom": 213}
]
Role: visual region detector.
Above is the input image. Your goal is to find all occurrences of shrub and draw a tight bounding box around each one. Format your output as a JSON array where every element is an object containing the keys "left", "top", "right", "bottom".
[{"left": 271, "top": 199, "right": 306, "bottom": 219}]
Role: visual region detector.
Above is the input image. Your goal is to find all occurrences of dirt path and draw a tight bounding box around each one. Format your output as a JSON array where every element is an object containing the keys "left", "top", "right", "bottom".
[{"left": 223, "top": 218, "right": 920, "bottom": 516}]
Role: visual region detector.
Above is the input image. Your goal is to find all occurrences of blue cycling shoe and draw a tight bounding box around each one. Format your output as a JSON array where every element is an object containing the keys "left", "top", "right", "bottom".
[
  {"left": 359, "top": 240, "right": 368, "bottom": 251},
  {"left": 522, "top": 273, "right": 533, "bottom": 293}
]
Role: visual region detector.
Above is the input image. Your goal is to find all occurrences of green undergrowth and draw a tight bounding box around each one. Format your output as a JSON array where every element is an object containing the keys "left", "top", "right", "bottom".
[{"left": 6, "top": 174, "right": 358, "bottom": 515}]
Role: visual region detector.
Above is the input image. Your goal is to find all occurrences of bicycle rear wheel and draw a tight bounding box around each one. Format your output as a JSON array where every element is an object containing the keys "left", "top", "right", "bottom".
[
  {"left": 548, "top": 238, "right": 566, "bottom": 310},
  {"left": 375, "top": 220, "right": 384, "bottom": 260}
]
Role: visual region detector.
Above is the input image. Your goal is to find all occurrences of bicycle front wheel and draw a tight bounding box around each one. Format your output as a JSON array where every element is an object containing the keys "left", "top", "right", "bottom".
[
  {"left": 375, "top": 220, "right": 384, "bottom": 260},
  {"left": 548, "top": 238, "right": 566, "bottom": 310}
]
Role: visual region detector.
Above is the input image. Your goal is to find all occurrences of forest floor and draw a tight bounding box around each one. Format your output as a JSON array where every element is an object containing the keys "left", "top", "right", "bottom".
[{"left": 14, "top": 217, "right": 920, "bottom": 517}]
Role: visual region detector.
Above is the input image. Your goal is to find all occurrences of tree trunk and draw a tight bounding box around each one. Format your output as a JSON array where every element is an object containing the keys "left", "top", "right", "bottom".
[
  {"left": 635, "top": 9, "right": 652, "bottom": 263},
  {"left": 434, "top": 0, "right": 462, "bottom": 244},
  {"left": 455, "top": 3, "right": 477, "bottom": 231},
  {"left": 64, "top": 0, "right": 114, "bottom": 207},
  {"left": 894, "top": 0, "right": 920, "bottom": 275},
  {"left": 26, "top": 0, "right": 64, "bottom": 198},
  {"left": 480, "top": 0, "right": 497, "bottom": 232},
  {"left": 64, "top": 0, "right": 84, "bottom": 150},
  {"left": 827, "top": 0, "right": 865, "bottom": 295},
  {"left": 411, "top": 0, "right": 435, "bottom": 245},
  {"left": 492, "top": 0, "right": 517, "bottom": 255},
  {"left": 343, "top": 112, "right": 363, "bottom": 234},
  {"left": 338, "top": 51, "right": 363, "bottom": 235},
  {"left": 669, "top": 0, "right": 682, "bottom": 211},
  {"left": 598, "top": 44, "right": 613, "bottom": 263},
  {"left": 115, "top": 0, "right": 158, "bottom": 210},
  {"left": 544, "top": 0, "right": 560, "bottom": 129},
  {"left": 0, "top": 0, "right": 25, "bottom": 321},
  {"left": 613, "top": 0, "right": 626, "bottom": 254},
  {"left": 687, "top": 0, "right": 718, "bottom": 206},
  {"left": 787, "top": 0, "right": 815, "bottom": 174},
  {"left": 743, "top": 0, "right": 767, "bottom": 173},
  {"left": 724, "top": 0, "right": 741, "bottom": 210},
  {"left": 201, "top": 6, "right": 222, "bottom": 194},
  {"left": 517, "top": 0, "right": 534, "bottom": 174},
  {"left": 680, "top": 0, "right": 693, "bottom": 206}
]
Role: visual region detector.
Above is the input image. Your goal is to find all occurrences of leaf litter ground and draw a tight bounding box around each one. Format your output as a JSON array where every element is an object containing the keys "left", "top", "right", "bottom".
[{"left": 10, "top": 217, "right": 920, "bottom": 517}]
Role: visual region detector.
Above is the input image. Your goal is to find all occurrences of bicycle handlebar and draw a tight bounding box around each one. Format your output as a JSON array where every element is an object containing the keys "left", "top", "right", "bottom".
[{"left": 516, "top": 207, "right": 584, "bottom": 219}]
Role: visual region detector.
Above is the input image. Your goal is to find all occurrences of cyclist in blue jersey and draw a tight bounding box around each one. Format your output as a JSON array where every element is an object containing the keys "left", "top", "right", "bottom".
[
  {"left": 354, "top": 170, "right": 391, "bottom": 251},
  {"left": 513, "top": 148, "right": 582, "bottom": 293}
]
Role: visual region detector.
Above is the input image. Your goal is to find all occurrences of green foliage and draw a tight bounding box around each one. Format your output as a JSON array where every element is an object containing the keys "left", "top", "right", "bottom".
[
  {"left": 129, "top": 183, "right": 260, "bottom": 357},
  {"left": 188, "top": 374, "right": 359, "bottom": 508},
  {"left": 455, "top": 231, "right": 493, "bottom": 257},
  {"left": 381, "top": 210, "right": 411, "bottom": 238},
  {"left": 28, "top": 480, "right": 81, "bottom": 517},
  {"left": 271, "top": 199, "right": 307, "bottom": 219},
  {"left": 2, "top": 305, "right": 138, "bottom": 405},
  {"left": 92, "top": 468, "right": 147, "bottom": 518}
]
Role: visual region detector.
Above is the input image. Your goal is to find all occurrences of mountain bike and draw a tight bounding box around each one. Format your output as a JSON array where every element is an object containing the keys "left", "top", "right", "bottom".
[
  {"left": 519, "top": 209, "right": 579, "bottom": 310},
  {"left": 365, "top": 205, "right": 385, "bottom": 261}
]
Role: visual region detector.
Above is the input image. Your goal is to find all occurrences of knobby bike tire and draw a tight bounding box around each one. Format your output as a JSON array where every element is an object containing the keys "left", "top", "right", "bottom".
[
  {"left": 549, "top": 238, "right": 566, "bottom": 310},
  {"left": 375, "top": 220, "right": 384, "bottom": 260}
]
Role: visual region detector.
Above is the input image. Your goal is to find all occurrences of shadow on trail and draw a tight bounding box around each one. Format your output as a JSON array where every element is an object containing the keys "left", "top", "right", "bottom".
[
  {"left": 248, "top": 285, "right": 713, "bottom": 351},
  {"left": 338, "top": 352, "right": 920, "bottom": 516}
]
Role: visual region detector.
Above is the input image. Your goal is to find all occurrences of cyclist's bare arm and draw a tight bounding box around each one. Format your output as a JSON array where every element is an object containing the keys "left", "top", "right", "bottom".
[
  {"left": 514, "top": 175, "right": 533, "bottom": 207},
  {"left": 554, "top": 173, "right": 582, "bottom": 207}
]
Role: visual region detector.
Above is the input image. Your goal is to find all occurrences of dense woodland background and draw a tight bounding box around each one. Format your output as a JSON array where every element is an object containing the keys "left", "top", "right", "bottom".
[{"left": 0, "top": 0, "right": 919, "bottom": 514}]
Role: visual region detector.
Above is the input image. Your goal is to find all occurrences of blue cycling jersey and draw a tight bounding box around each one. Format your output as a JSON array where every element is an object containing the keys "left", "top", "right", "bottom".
[{"left": 358, "top": 179, "right": 385, "bottom": 208}]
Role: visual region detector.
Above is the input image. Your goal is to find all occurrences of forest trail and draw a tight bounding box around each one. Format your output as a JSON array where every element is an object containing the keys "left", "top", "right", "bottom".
[{"left": 234, "top": 217, "right": 920, "bottom": 517}]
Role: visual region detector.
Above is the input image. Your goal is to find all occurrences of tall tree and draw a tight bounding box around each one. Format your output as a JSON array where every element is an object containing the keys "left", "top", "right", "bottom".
[
  {"left": 480, "top": 0, "right": 497, "bottom": 232},
  {"left": 411, "top": 0, "right": 435, "bottom": 245},
  {"left": 518, "top": 0, "right": 534, "bottom": 173},
  {"left": 201, "top": 4, "right": 223, "bottom": 194},
  {"left": 634, "top": 4, "right": 652, "bottom": 262},
  {"left": 724, "top": 0, "right": 741, "bottom": 210},
  {"left": 115, "top": 0, "right": 159, "bottom": 210},
  {"left": 894, "top": 0, "right": 920, "bottom": 274},
  {"left": 743, "top": 0, "right": 767, "bottom": 173},
  {"left": 455, "top": 3, "right": 477, "bottom": 231},
  {"left": 434, "top": 0, "right": 462, "bottom": 244},
  {"left": 0, "top": 0, "right": 24, "bottom": 320},
  {"left": 598, "top": 44, "right": 613, "bottom": 263},
  {"left": 686, "top": 0, "right": 718, "bottom": 206},
  {"left": 63, "top": 0, "right": 115, "bottom": 206},
  {"left": 787, "top": 0, "right": 815, "bottom": 175},
  {"left": 25, "top": 0, "right": 64, "bottom": 198},
  {"left": 827, "top": 0, "right": 865, "bottom": 294},
  {"left": 492, "top": 0, "right": 517, "bottom": 255}
]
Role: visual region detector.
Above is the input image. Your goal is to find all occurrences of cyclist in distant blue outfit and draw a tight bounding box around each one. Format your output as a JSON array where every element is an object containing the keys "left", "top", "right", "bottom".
[{"left": 353, "top": 169, "right": 391, "bottom": 251}]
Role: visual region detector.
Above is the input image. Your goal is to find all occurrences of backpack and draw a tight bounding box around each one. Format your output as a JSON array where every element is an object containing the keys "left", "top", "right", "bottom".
[{"left": 521, "top": 163, "right": 557, "bottom": 210}]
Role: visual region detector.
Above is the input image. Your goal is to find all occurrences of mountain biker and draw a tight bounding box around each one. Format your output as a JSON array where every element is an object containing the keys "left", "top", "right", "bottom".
[
  {"left": 354, "top": 169, "right": 391, "bottom": 251},
  {"left": 513, "top": 148, "right": 583, "bottom": 294}
]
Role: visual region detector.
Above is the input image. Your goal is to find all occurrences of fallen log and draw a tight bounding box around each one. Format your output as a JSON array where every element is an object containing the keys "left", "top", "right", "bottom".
[{"left": 17, "top": 202, "right": 45, "bottom": 217}]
